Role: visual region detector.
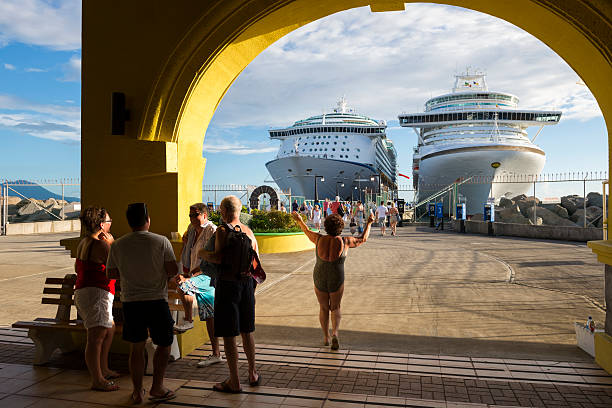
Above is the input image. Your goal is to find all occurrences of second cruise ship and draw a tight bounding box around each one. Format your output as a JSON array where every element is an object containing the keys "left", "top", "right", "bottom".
[
  {"left": 398, "top": 71, "right": 561, "bottom": 214},
  {"left": 266, "top": 98, "right": 397, "bottom": 201}
]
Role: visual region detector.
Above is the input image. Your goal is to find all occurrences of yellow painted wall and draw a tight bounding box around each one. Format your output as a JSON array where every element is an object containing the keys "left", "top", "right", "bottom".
[
  {"left": 82, "top": 0, "right": 611, "bottom": 240},
  {"left": 255, "top": 233, "right": 315, "bottom": 254}
]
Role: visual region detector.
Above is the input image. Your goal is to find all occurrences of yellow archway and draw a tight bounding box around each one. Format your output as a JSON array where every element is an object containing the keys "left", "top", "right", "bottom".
[
  {"left": 82, "top": 0, "right": 611, "bottom": 236},
  {"left": 81, "top": 0, "right": 612, "bottom": 370}
]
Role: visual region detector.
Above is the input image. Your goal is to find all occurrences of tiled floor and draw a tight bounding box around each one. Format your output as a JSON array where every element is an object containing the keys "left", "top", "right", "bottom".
[
  {"left": 1, "top": 328, "right": 612, "bottom": 407},
  {"left": 185, "top": 343, "right": 612, "bottom": 387}
]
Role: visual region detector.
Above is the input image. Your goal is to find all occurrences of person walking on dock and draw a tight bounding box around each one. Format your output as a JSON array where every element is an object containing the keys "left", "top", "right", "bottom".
[
  {"left": 292, "top": 211, "right": 374, "bottom": 350},
  {"left": 376, "top": 201, "right": 388, "bottom": 236}
]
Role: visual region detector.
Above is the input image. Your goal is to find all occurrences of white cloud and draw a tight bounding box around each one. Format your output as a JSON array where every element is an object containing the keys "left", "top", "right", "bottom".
[
  {"left": 25, "top": 67, "right": 46, "bottom": 72},
  {"left": 204, "top": 140, "right": 277, "bottom": 155},
  {"left": 0, "top": 0, "right": 80, "bottom": 50},
  {"left": 59, "top": 55, "right": 80, "bottom": 82},
  {"left": 4, "top": 63, "right": 15, "bottom": 70},
  {"left": 211, "top": 4, "right": 602, "bottom": 129},
  {"left": 0, "top": 94, "right": 80, "bottom": 142}
]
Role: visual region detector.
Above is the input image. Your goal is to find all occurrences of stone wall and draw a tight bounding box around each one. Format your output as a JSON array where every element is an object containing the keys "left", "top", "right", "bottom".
[
  {"left": 459, "top": 220, "right": 603, "bottom": 242},
  {"left": 6, "top": 220, "right": 80, "bottom": 235}
]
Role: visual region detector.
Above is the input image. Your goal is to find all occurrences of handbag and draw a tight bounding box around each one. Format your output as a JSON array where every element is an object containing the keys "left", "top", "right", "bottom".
[{"left": 250, "top": 250, "right": 266, "bottom": 284}]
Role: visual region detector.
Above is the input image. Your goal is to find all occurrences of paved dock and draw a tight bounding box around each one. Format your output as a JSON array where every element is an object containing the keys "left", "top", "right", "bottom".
[{"left": 0, "top": 227, "right": 608, "bottom": 406}]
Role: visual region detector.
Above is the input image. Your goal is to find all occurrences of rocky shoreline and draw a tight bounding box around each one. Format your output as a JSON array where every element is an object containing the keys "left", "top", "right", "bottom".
[
  {"left": 1, "top": 196, "right": 80, "bottom": 223},
  {"left": 472, "top": 192, "right": 605, "bottom": 228}
]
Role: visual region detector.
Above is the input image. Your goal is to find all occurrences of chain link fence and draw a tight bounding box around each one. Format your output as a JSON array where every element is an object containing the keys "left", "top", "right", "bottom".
[{"left": 1, "top": 178, "right": 81, "bottom": 235}]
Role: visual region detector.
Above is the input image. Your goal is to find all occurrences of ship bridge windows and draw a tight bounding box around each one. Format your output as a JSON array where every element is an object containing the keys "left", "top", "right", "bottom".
[
  {"left": 400, "top": 111, "right": 560, "bottom": 125},
  {"left": 270, "top": 125, "right": 387, "bottom": 137}
]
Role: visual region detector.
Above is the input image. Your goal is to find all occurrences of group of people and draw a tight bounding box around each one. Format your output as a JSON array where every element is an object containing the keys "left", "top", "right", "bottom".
[
  {"left": 74, "top": 196, "right": 260, "bottom": 402},
  {"left": 73, "top": 193, "right": 382, "bottom": 402},
  {"left": 283, "top": 197, "right": 401, "bottom": 237}
]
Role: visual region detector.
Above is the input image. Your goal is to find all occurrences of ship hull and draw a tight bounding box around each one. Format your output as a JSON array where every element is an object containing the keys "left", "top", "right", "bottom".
[
  {"left": 266, "top": 156, "right": 380, "bottom": 201},
  {"left": 417, "top": 146, "right": 545, "bottom": 214}
]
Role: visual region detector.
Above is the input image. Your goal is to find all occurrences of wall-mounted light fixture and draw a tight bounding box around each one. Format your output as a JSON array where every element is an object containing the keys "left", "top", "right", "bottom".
[{"left": 111, "top": 92, "right": 131, "bottom": 135}]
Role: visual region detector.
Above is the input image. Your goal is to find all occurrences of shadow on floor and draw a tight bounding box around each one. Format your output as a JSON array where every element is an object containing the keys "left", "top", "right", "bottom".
[{"left": 254, "top": 323, "right": 592, "bottom": 362}]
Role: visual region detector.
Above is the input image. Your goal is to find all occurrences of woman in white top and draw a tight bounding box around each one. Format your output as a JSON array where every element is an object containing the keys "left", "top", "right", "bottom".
[{"left": 312, "top": 204, "right": 322, "bottom": 230}]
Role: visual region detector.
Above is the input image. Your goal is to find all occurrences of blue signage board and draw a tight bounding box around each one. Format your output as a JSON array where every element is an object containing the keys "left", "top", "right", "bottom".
[
  {"left": 456, "top": 203, "right": 466, "bottom": 220},
  {"left": 428, "top": 203, "right": 436, "bottom": 217},
  {"left": 435, "top": 202, "right": 444, "bottom": 218}
]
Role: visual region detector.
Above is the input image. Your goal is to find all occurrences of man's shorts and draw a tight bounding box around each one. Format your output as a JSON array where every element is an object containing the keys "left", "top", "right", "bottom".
[
  {"left": 214, "top": 278, "right": 255, "bottom": 337},
  {"left": 378, "top": 217, "right": 386, "bottom": 225},
  {"left": 178, "top": 274, "right": 215, "bottom": 321},
  {"left": 122, "top": 299, "right": 174, "bottom": 347}
]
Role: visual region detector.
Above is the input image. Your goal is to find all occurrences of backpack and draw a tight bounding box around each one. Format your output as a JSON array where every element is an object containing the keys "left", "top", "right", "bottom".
[{"left": 220, "top": 224, "right": 255, "bottom": 281}]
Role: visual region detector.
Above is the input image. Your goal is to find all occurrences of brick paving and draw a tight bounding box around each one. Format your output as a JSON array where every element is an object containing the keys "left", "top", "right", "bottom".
[{"left": 2, "top": 340, "right": 610, "bottom": 407}]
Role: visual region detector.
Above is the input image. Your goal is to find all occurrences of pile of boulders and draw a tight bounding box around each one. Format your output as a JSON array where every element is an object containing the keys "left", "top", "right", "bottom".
[
  {"left": 493, "top": 192, "right": 604, "bottom": 227},
  {"left": 5, "top": 197, "right": 81, "bottom": 223}
]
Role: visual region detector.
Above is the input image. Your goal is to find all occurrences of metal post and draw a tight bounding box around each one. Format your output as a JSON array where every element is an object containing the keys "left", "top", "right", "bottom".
[
  {"left": 61, "top": 181, "right": 65, "bottom": 220},
  {"left": 533, "top": 180, "right": 537, "bottom": 225},
  {"left": 584, "top": 178, "right": 587, "bottom": 228},
  {"left": 3, "top": 184, "right": 7, "bottom": 235},
  {"left": 214, "top": 189, "right": 217, "bottom": 210},
  {"left": 0, "top": 183, "right": 4, "bottom": 235},
  {"left": 604, "top": 180, "right": 608, "bottom": 240}
]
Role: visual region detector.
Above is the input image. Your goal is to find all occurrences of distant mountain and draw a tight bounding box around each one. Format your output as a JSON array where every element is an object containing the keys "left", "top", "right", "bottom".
[{"left": 0, "top": 180, "right": 80, "bottom": 202}]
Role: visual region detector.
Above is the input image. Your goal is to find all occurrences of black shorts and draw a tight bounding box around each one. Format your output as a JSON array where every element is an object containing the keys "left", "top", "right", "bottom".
[
  {"left": 122, "top": 299, "right": 174, "bottom": 347},
  {"left": 214, "top": 278, "right": 255, "bottom": 337}
]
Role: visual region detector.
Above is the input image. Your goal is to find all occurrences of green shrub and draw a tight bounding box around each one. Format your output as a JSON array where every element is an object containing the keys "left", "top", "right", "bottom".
[
  {"left": 208, "top": 209, "right": 301, "bottom": 233},
  {"left": 208, "top": 210, "right": 221, "bottom": 226},
  {"left": 248, "top": 209, "right": 303, "bottom": 233}
]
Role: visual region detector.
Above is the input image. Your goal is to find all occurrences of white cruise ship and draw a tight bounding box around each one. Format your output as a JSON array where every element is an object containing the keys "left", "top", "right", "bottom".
[
  {"left": 398, "top": 71, "right": 561, "bottom": 214},
  {"left": 266, "top": 98, "right": 397, "bottom": 201}
]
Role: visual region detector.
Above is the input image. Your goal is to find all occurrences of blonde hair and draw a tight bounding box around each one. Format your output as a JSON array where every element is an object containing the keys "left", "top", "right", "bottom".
[{"left": 220, "top": 195, "right": 242, "bottom": 217}]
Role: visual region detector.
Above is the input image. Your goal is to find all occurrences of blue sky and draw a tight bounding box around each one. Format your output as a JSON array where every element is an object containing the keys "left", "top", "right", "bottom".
[{"left": 0, "top": 1, "right": 607, "bottom": 201}]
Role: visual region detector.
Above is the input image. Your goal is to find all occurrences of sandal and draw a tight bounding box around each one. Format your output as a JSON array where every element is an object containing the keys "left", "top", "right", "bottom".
[
  {"left": 249, "top": 374, "right": 261, "bottom": 387},
  {"left": 91, "top": 380, "right": 119, "bottom": 392},
  {"left": 331, "top": 335, "right": 340, "bottom": 351},
  {"left": 131, "top": 389, "right": 145, "bottom": 404},
  {"left": 149, "top": 389, "right": 176, "bottom": 402},
  {"left": 212, "top": 380, "right": 242, "bottom": 394}
]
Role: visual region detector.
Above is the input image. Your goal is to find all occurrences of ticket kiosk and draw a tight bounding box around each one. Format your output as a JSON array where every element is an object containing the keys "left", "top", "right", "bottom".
[
  {"left": 484, "top": 203, "right": 495, "bottom": 235},
  {"left": 456, "top": 203, "right": 466, "bottom": 233}
]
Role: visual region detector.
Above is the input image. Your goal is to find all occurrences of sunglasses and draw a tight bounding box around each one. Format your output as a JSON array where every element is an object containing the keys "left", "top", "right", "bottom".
[{"left": 102, "top": 219, "right": 112, "bottom": 223}]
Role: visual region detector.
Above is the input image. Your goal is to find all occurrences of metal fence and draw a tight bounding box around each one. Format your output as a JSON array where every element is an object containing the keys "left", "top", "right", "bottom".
[
  {"left": 1, "top": 178, "right": 81, "bottom": 235},
  {"left": 202, "top": 184, "right": 293, "bottom": 210},
  {"left": 401, "top": 171, "right": 607, "bottom": 228}
]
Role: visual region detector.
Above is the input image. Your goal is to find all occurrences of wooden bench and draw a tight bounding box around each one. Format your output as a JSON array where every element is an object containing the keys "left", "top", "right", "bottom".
[{"left": 13, "top": 273, "right": 188, "bottom": 371}]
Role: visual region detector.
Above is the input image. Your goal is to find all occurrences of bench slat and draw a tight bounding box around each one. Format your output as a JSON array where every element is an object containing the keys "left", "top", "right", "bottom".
[
  {"left": 42, "top": 298, "right": 74, "bottom": 306},
  {"left": 42, "top": 297, "right": 182, "bottom": 310},
  {"left": 45, "top": 277, "right": 76, "bottom": 285},
  {"left": 43, "top": 287, "right": 75, "bottom": 295}
]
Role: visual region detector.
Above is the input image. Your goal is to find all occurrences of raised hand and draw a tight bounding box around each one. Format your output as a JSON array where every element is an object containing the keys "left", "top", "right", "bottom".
[{"left": 367, "top": 213, "right": 375, "bottom": 224}]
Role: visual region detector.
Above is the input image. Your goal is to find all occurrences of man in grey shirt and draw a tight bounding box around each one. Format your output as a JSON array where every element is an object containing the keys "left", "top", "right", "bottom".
[{"left": 107, "top": 203, "right": 178, "bottom": 404}]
